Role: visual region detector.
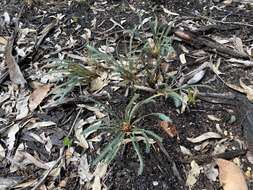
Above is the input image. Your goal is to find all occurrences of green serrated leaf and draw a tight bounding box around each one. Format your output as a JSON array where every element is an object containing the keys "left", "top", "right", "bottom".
[
  {"left": 93, "top": 133, "right": 124, "bottom": 165},
  {"left": 136, "top": 128, "right": 163, "bottom": 142},
  {"left": 139, "top": 130, "right": 151, "bottom": 153},
  {"left": 125, "top": 94, "right": 140, "bottom": 122},
  {"left": 131, "top": 134, "right": 144, "bottom": 175}
]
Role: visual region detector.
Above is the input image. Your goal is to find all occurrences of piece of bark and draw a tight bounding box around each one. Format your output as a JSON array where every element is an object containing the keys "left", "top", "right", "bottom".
[
  {"left": 4, "top": 36, "right": 27, "bottom": 87},
  {"left": 174, "top": 30, "right": 249, "bottom": 59}
]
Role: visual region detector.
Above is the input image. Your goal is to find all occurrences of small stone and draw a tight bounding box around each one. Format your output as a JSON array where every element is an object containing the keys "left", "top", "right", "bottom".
[{"left": 152, "top": 181, "right": 159, "bottom": 186}]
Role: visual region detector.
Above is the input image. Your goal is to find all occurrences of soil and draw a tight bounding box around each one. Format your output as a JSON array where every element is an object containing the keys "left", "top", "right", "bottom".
[{"left": 1, "top": 0, "right": 253, "bottom": 190}]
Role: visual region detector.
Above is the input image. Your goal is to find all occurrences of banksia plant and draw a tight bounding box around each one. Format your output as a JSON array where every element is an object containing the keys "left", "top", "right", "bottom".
[{"left": 83, "top": 93, "right": 171, "bottom": 175}]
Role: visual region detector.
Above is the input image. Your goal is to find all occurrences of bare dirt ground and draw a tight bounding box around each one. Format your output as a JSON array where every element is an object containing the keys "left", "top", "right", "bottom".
[{"left": 1, "top": 0, "right": 253, "bottom": 190}]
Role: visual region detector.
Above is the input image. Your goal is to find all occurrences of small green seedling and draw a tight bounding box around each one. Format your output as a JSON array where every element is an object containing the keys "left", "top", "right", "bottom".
[{"left": 63, "top": 137, "right": 73, "bottom": 147}]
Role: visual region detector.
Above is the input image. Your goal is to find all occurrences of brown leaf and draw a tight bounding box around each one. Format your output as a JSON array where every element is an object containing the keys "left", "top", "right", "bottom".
[
  {"left": 216, "top": 158, "right": 248, "bottom": 190},
  {"left": 159, "top": 121, "right": 177, "bottom": 138},
  {"left": 0, "top": 36, "right": 7, "bottom": 45},
  {"left": 29, "top": 84, "right": 52, "bottom": 111},
  {"left": 5, "top": 37, "right": 27, "bottom": 87}
]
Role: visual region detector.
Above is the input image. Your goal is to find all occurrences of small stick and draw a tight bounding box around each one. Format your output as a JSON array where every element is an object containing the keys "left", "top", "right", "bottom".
[{"left": 31, "top": 149, "right": 64, "bottom": 190}]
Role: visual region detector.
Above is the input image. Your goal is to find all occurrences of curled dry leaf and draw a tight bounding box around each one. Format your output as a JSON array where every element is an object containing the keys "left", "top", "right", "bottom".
[
  {"left": 0, "top": 144, "right": 5, "bottom": 161},
  {"left": 203, "top": 163, "right": 219, "bottom": 182},
  {"left": 216, "top": 158, "right": 248, "bottom": 190},
  {"left": 5, "top": 37, "right": 27, "bottom": 87},
  {"left": 78, "top": 154, "right": 93, "bottom": 184},
  {"left": 29, "top": 84, "right": 52, "bottom": 111},
  {"left": 187, "top": 69, "right": 206, "bottom": 85},
  {"left": 179, "top": 53, "right": 187, "bottom": 64},
  {"left": 159, "top": 121, "right": 178, "bottom": 138},
  {"left": 207, "top": 115, "right": 221, "bottom": 122},
  {"left": 187, "top": 132, "right": 222, "bottom": 143},
  {"left": 233, "top": 37, "right": 246, "bottom": 55},
  {"left": 16, "top": 92, "right": 29, "bottom": 120},
  {"left": 0, "top": 36, "right": 7, "bottom": 45},
  {"left": 186, "top": 160, "right": 201, "bottom": 188},
  {"left": 180, "top": 146, "right": 192, "bottom": 156},
  {"left": 228, "top": 58, "right": 253, "bottom": 67},
  {"left": 7, "top": 124, "right": 20, "bottom": 151},
  {"left": 81, "top": 28, "right": 91, "bottom": 40},
  {"left": 75, "top": 119, "right": 89, "bottom": 149},
  {"left": 13, "top": 179, "right": 37, "bottom": 189},
  {"left": 92, "top": 162, "right": 108, "bottom": 190},
  {"left": 90, "top": 77, "right": 105, "bottom": 92},
  {"left": 0, "top": 177, "right": 21, "bottom": 190}
]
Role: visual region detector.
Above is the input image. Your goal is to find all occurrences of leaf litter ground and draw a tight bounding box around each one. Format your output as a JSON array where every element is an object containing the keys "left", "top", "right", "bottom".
[{"left": 0, "top": 0, "right": 253, "bottom": 190}]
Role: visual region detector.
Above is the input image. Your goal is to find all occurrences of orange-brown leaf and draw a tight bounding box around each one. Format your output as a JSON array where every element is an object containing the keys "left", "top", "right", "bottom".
[
  {"left": 216, "top": 158, "right": 248, "bottom": 190},
  {"left": 159, "top": 121, "right": 177, "bottom": 138},
  {"left": 29, "top": 84, "right": 52, "bottom": 111}
]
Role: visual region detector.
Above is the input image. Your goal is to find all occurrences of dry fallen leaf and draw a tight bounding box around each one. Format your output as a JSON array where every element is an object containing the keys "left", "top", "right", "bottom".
[
  {"left": 186, "top": 160, "right": 201, "bottom": 188},
  {"left": 179, "top": 53, "right": 187, "bottom": 64},
  {"left": 92, "top": 162, "right": 108, "bottom": 190},
  {"left": 187, "top": 132, "right": 222, "bottom": 143},
  {"left": 233, "top": 37, "right": 246, "bottom": 55},
  {"left": 216, "top": 158, "right": 248, "bottom": 190},
  {"left": 187, "top": 69, "right": 206, "bottom": 85},
  {"left": 0, "top": 144, "right": 5, "bottom": 161},
  {"left": 7, "top": 124, "right": 20, "bottom": 151},
  {"left": 0, "top": 177, "right": 22, "bottom": 190},
  {"left": 16, "top": 91, "right": 29, "bottom": 120},
  {"left": 13, "top": 179, "right": 37, "bottom": 189},
  {"left": 90, "top": 77, "right": 105, "bottom": 92},
  {"left": 207, "top": 115, "right": 221, "bottom": 122},
  {"left": 78, "top": 154, "right": 93, "bottom": 184},
  {"left": 75, "top": 119, "right": 89, "bottom": 149},
  {"left": 5, "top": 37, "right": 27, "bottom": 87},
  {"left": 29, "top": 84, "right": 52, "bottom": 111},
  {"left": 0, "top": 36, "right": 7, "bottom": 45}
]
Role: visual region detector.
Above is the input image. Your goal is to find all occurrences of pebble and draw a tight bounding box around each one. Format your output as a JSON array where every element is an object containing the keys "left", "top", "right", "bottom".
[{"left": 152, "top": 181, "right": 159, "bottom": 186}]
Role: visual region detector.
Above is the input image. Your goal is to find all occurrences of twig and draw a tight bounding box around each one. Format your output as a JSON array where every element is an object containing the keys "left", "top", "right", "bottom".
[
  {"left": 31, "top": 148, "right": 64, "bottom": 190},
  {"left": 199, "top": 15, "right": 253, "bottom": 28},
  {"left": 67, "top": 108, "right": 83, "bottom": 137},
  {"left": 157, "top": 142, "right": 183, "bottom": 183}
]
